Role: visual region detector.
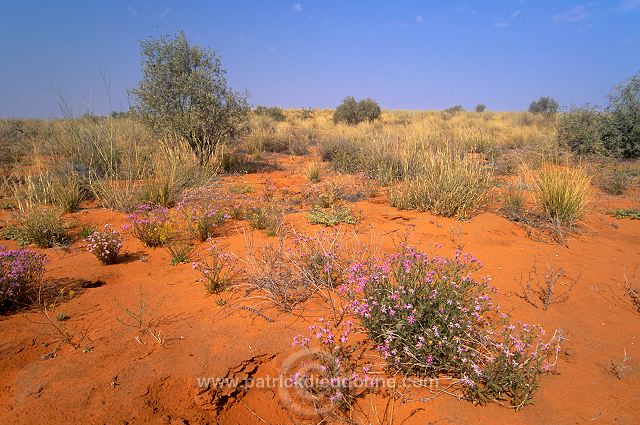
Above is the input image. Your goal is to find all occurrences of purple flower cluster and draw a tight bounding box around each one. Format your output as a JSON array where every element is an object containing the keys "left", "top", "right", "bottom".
[
  {"left": 1, "top": 246, "right": 47, "bottom": 308},
  {"left": 177, "top": 188, "right": 230, "bottom": 242},
  {"left": 126, "top": 203, "right": 171, "bottom": 247},
  {"left": 85, "top": 224, "right": 122, "bottom": 265},
  {"left": 192, "top": 244, "right": 236, "bottom": 293},
  {"left": 338, "top": 244, "right": 559, "bottom": 407},
  {"left": 291, "top": 318, "right": 373, "bottom": 412}
]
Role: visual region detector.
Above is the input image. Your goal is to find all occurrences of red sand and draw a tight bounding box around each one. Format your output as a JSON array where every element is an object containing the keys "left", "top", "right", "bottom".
[{"left": 1, "top": 156, "right": 640, "bottom": 424}]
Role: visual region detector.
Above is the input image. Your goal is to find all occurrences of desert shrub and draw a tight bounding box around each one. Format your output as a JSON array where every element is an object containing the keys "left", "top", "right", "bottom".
[
  {"left": 533, "top": 164, "right": 591, "bottom": 226},
  {"left": 607, "top": 71, "right": 640, "bottom": 158},
  {"left": 177, "top": 188, "right": 229, "bottom": 242},
  {"left": 1, "top": 246, "right": 47, "bottom": 311},
  {"left": 130, "top": 31, "right": 249, "bottom": 165},
  {"left": 241, "top": 236, "right": 314, "bottom": 311},
  {"left": 333, "top": 97, "right": 381, "bottom": 125},
  {"left": 303, "top": 181, "right": 345, "bottom": 208},
  {"left": 0, "top": 120, "right": 31, "bottom": 166},
  {"left": 475, "top": 104, "right": 487, "bottom": 113},
  {"left": 254, "top": 106, "right": 286, "bottom": 122},
  {"left": 307, "top": 206, "right": 358, "bottom": 226},
  {"left": 126, "top": 204, "right": 172, "bottom": 247},
  {"left": 389, "top": 148, "right": 492, "bottom": 218},
  {"left": 319, "top": 138, "right": 361, "bottom": 172},
  {"left": 529, "top": 97, "right": 559, "bottom": 115},
  {"left": 3, "top": 207, "right": 71, "bottom": 247},
  {"left": 288, "top": 138, "right": 310, "bottom": 156},
  {"left": 247, "top": 204, "right": 285, "bottom": 236},
  {"left": 596, "top": 167, "right": 631, "bottom": 195},
  {"left": 339, "top": 246, "right": 560, "bottom": 408},
  {"left": 192, "top": 244, "right": 236, "bottom": 293},
  {"left": 444, "top": 105, "right": 465, "bottom": 114},
  {"left": 558, "top": 105, "right": 613, "bottom": 156},
  {"left": 85, "top": 224, "right": 122, "bottom": 265}
]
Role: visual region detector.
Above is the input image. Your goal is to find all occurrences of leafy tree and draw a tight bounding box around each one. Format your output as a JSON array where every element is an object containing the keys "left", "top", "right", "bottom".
[
  {"left": 607, "top": 71, "right": 640, "bottom": 158},
  {"left": 130, "top": 32, "right": 249, "bottom": 164},
  {"left": 333, "top": 97, "right": 381, "bottom": 124},
  {"left": 528, "top": 97, "right": 559, "bottom": 115},
  {"left": 475, "top": 104, "right": 486, "bottom": 113}
]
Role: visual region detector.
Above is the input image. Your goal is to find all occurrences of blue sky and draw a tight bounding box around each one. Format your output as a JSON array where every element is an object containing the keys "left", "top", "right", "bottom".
[{"left": 1, "top": 1, "right": 639, "bottom": 118}]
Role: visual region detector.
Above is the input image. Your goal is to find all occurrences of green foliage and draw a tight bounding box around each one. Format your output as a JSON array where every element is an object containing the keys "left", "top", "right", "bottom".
[
  {"left": 306, "top": 205, "right": 357, "bottom": 226},
  {"left": 333, "top": 96, "right": 381, "bottom": 125},
  {"left": 342, "top": 246, "right": 559, "bottom": 409},
  {"left": 607, "top": 71, "right": 640, "bottom": 158},
  {"left": 247, "top": 205, "right": 284, "bottom": 236},
  {"left": 130, "top": 31, "right": 250, "bottom": 165},
  {"left": 596, "top": 167, "right": 631, "bottom": 195},
  {"left": 558, "top": 105, "right": 611, "bottom": 156},
  {"left": 529, "top": 97, "right": 559, "bottom": 115},
  {"left": 445, "top": 105, "right": 465, "bottom": 114},
  {"left": 475, "top": 104, "right": 487, "bottom": 113},
  {"left": 609, "top": 208, "right": 640, "bottom": 219},
  {"left": 165, "top": 242, "right": 193, "bottom": 265},
  {"left": 254, "top": 106, "right": 286, "bottom": 121}
]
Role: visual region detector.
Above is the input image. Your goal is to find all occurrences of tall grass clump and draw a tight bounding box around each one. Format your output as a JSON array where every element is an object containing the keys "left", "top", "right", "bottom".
[
  {"left": 533, "top": 164, "right": 591, "bottom": 226},
  {"left": 390, "top": 147, "right": 492, "bottom": 218},
  {"left": 2, "top": 207, "right": 72, "bottom": 248}
]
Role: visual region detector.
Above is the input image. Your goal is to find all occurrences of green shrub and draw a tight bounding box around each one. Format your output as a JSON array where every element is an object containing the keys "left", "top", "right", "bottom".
[
  {"left": 254, "top": 106, "right": 286, "bottom": 121},
  {"left": 307, "top": 205, "right": 357, "bottom": 226},
  {"left": 607, "top": 71, "right": 640, "bottom": 158},
  {"left": 475, "top": 104, "right": 486, "bottom": 113},
  {"left": 444, "top": 105, "right": 465, "bottom": 114},
  {"left": 389, "top": 148, "right": 492, "bottom": 218},
  {"left": 609, "top": 208, "right": 640, "bottom": 219},
  {"left": 333, "top": 97, "right": 381, "bottom": 124},
  {"left": 247, "top": 205, "right": 284, "bottom": 236},
  {"left": 529, "top": 97, "right": 559, "bottom": 115},
  {"left": 596, "top": 167, "right": 631, "bottom": 195},
  {"left": 558, "top": 105, "right": 610, "bottom": 156},
  {"left": 130, "top": 31, "right": 249, "bottom": 165}
]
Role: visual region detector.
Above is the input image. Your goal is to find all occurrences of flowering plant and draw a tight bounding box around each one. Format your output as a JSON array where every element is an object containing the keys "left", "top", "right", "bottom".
[
  {"left": 1, "top": 246, "right": 47, "bottom": 309},
  {"left": 339, "top": 245, "right": 561, "bottom": 408},
  {"left": 126, "top": 203, "right": 171, "bottom": 247},
  {"left": 177, "top": 188, "right": 230, "bottom": 242},
  {"left": 290, "top": 319, "right": 372, "bottom": 415},
  {"left": 192, "top": 244, "right": 237, "bottom": 293},
  {"left": 85, "top": 224, "right": 122, "bottom": 264}
]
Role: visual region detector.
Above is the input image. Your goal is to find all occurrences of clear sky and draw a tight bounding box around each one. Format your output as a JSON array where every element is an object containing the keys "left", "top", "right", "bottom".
[{"left": 1, "top": 0, "right": 639, "bottom": 118}]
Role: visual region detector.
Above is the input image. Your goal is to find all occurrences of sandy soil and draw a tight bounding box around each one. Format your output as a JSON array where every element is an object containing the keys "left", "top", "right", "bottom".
[{"left": 1, "top": 154, "right": 639, "bottom": 424}]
